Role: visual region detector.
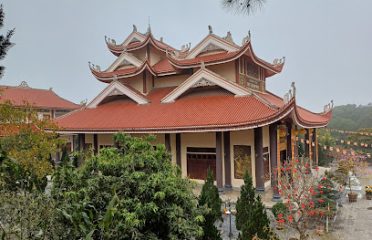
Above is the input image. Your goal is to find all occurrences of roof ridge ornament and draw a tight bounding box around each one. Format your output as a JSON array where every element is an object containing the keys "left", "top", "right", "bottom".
[
  {"left": 18, "top": 81, "right": 29, "bottom": 88},
  {"left": 200, "top": 61, "right": 205, "bottom": 69},
  {"left": 223, "top": 31, "right": 235, "bottom": 44},
  {"left": 242, "top": 30, "right": 251, "bottom": 45},
  {"left": 105, "top": 35, "right": 116, "bottom": 45},
  {"left": 180, "top": 42, "right": 191, "bottom": 52},
  {"left": 208, "top": 25, "right": 213, "bottom": 34},
  {"left": 324, "top": 100, "right": 334, "bottom": 113},
  {"left": 132, "top": 24, "right": 137, "bottom": 32},
  {"left": 273, "top": 56, "right": 285, "bottom": 65},
  {"left": 283, "top": 82, "right": 295, "bottom": 104},
  {"left": 89, "top": 61, "right": 101, "bottom": 72}
]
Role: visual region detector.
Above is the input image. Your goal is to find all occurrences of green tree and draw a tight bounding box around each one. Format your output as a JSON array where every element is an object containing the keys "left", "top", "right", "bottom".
[
  {"left": 52, "top": 133, "right": 204, "bottom": 239},
  {"left": 236, "top": 172, "right": 274, "bottom": 240},
  {"left": 0, "top": 102, "right": 62, "bottom": 191},
  {"left": 0, "top": 4, "right": 15, "bottom": 78},
  {"left": 198, "top": 169, "right": 222, "bottom": 240}
]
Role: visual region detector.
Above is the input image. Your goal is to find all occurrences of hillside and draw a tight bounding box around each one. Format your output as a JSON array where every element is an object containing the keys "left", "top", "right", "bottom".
[{"left": 328, "top": 104, "right": 372, "bottom": 130}]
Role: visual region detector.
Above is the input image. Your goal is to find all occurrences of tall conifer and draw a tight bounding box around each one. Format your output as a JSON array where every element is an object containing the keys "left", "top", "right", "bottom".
[{"left": 198, "top": 169, "right": 222, "bottom": 240}]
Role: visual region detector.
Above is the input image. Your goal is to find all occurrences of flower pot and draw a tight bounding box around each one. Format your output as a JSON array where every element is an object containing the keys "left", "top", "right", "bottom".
[
  {"left": 316, "top": 224, "right": 325, "bottom": 236},
  {"left": 276, "top": 221, "right": 285, "bottom": 230},
  {"left": 348, "top": 192, "right": 358, "bottom": 202},
  {"left": 366, "top": 193, "right": 372, "bottom": 200}
]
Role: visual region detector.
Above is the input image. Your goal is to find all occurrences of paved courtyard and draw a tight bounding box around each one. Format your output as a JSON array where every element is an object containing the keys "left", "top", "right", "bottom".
[{"left": 194, "top": 167, "right": 372, "bottom": 240}]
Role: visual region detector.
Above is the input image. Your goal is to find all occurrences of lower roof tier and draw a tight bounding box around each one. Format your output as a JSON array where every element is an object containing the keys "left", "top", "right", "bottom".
[{"left": 55, "top": 87, "right": 332, "bottom": 133}]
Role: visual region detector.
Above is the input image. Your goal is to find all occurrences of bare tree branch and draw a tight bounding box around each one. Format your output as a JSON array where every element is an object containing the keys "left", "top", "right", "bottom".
[{"left": 221, "top": 0, "right": 266, "bottom": 15}]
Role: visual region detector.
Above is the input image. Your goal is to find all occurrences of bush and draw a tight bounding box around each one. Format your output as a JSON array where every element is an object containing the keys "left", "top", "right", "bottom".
[
  {"left": 272, "top": 202, "right": 287, "bottom": 219},
  {"left": 51, "top": 133, "right": 204, "bottom": 239},
  {"left": 0, "top": 190, "right": 65, "bottom": 240}
]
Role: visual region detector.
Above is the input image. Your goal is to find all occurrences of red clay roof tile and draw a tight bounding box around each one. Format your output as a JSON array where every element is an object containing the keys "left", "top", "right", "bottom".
[{"left": 0, "top": 85, "right": 80, "bottom": 110}]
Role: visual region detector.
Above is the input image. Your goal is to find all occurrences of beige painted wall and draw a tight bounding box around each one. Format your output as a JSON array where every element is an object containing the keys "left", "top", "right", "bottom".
[
  {"left": 149, "top": 46, "right": 162, "bottom": 65},
  {"left": 122, "top": 75, "right": 143, "bottom": 93},
  {"left": 207, "top": 62, "right": 236, "bottom": 82},
  {"left": 154, "top": 74, "right": 190, "bottom": 88},
  {"left": 132, "top": 48, "right": 147, "bottom": 61}
]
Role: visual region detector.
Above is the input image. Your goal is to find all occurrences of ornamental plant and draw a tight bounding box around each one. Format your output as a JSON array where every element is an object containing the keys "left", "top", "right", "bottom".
[
  {"left": 278, "top": 157, "right": 322, "bottom": 240},
  {"left": 198, "top": 169, "right": 222, "bottom": 240}
]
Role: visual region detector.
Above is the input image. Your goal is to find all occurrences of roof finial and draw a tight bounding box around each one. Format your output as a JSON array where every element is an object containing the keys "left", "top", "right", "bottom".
[
  {"left": 147, "top": 17, "right": 151, "bottom": 34},
  {"left": 208, "top": 25, "right": 213, "bottom": 34},
  {"left": 160, "top": 37, "right": 163, "bottom": 42},
  {"left": 291, "top": 82, "right": 296, "bottom": 98},
  {"left": 133, "top": 24, "right": 137, "bottom": 32},
  {"left": 224, "top": 31, "right": 235, "bottom": 44}
]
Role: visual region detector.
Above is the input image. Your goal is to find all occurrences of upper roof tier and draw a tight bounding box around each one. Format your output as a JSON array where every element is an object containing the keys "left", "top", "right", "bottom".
[
  {"left": 91, "top": 25, "right": 285, "bottom": 82},
  {"left": 0, "top": 81, "right": 80, "bottom": 110}
]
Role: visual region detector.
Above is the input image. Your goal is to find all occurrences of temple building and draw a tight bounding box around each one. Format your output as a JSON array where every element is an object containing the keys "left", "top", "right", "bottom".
[
  {"left": 55, "top": 25, "right": 332, "bottom": 196},
  {"left": 0, "top": 81, "right": 80, "bottom": 120}
]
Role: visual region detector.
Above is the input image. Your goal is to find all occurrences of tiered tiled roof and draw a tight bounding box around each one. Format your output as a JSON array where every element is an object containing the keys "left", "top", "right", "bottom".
[
  {"left": 90, "top": 26, "right": 285, "bottom": 82},
  {"left": 0, "top": 82, "right": 80, "bottom": 110},
  {"left": 55, "top": 26, "right": 332, "bottom": 133}
]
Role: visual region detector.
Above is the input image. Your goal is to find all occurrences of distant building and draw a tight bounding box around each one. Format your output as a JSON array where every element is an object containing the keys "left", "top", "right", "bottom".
[
  {"left": 0, "top": 81, "right": 80, "bottom": 120},
  {"left": 56, "top": 25, "right": 332, "bottom": 196}
]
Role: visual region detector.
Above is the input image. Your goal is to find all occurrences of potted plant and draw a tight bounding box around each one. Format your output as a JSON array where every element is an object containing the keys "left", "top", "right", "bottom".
[
  {"left": 365, "top": 185, "right": 372, "bottom": 200},
  {"left": 347, "top": 176, "right": 358, "bottom": 202},
  {"left": 272, "top": 202, "right": 287, "bottom": 230}
]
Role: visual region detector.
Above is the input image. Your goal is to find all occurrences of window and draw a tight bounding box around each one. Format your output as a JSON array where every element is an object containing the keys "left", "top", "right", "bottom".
[
  {"left": 238, "top": 57, "right": 265, "bottom": 91},
  {"left": 233, "top": 145, "right": 252, "bottom": 179}
]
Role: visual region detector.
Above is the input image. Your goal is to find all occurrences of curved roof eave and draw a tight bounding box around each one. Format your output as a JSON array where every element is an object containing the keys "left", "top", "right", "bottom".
[
  {"left": 167, "top": 41, "right": 284, "bottom": 76},
  {"left": 90, "top": 61, "right": 161, "bottom": 83},
  {"left": 107, "top": 33, "right": 176, "bottom": 56}
]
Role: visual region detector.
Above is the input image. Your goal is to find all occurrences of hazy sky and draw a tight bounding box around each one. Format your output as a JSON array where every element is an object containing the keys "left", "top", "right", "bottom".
[{"left": 1, "top": 0, "right": 372, "bottom": 111}]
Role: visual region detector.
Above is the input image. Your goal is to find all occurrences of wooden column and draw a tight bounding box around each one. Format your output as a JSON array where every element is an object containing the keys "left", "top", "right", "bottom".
[
  {"left": 294, "top": 130, "right": 299, "bottom": 159},
  {"left": 93, "top": 134, "right": 98, "bottom": 155},
  {"left": 73, "top": 135, "right": 79, "bottom": 152},
  {"left": 304, "top": 129, "right": 310, "bottom": 158},
  {"left": 78, "top": 133, "right": 85, "bottom": 151},
  {"left": 176, "top": 133, "right": 181, "bottom": 168},
  {"left": 313, "top": 129, "right": 318, "bottom": 167},
  {"left": 269, "top": 124, "right": 281, "bottom": 200},
  {"left": 216, "top": 132, "right": 223, "bottom": 189},
  {"left": 254, "top": 127, "right": 265, "bottom": 192},
  {"left": 286, "top": 123, "right": 292, "bottom": 160},
  {"left": 309, "top": 129, "right": 313, "bottom": 166},
  {"left": 165, "top": 133, "right": 171, "bottom": 152},
  {"left": 223, "top": 131, "right": 232, "bottom": 188}
]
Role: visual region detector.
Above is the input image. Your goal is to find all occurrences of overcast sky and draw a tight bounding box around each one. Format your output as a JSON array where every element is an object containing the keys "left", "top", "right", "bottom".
[{"left": 1, "top": 0, "right": 371, "bottom": 111}]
